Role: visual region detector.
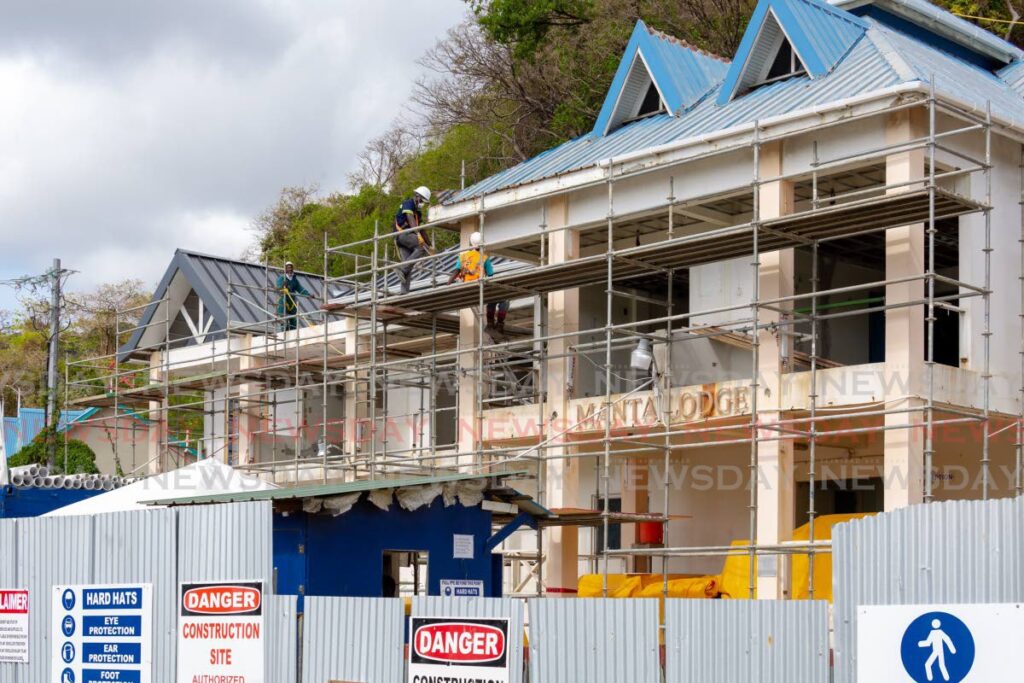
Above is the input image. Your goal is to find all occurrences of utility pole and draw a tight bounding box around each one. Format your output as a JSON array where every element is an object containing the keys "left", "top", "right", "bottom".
[{"left": 46, "top": 257, "right": 61, "bottom": 468}]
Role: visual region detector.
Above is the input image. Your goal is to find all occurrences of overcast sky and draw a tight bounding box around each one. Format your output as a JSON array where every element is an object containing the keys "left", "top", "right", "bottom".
[{"left": 0, "top": 0, "right": 467, "bottom": 312}]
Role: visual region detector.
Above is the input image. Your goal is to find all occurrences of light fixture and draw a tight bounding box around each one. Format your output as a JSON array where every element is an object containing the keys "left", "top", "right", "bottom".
[{"left": 630, "top": 338, "right": 653, "bottom": 372}]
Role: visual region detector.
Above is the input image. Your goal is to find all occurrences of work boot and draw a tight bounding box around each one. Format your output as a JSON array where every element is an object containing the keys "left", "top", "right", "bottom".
[
  {"left": 399, "top": 271, "right": 410, "bottom": 294},
  {"left": 496, "top": 314, "right": 506, "bottom": 335}
]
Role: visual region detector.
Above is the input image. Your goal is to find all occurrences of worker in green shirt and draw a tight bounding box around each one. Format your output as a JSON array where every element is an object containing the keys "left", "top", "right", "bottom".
[{"left": 276, "top": 261, "right": 311, "bottom": 331}]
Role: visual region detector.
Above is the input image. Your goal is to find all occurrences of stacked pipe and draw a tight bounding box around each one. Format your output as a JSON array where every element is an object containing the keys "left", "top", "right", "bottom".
[{"left": 7, "top": 465, "right": 134, "bottom": 492}]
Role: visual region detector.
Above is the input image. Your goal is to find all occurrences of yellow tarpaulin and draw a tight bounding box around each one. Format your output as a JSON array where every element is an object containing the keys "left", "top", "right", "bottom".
[
  {"left": 719, "top": 539, "right": 755, "bottom": 599},
  {"left": 791, "top": 512, "right": 874, "bottom": 602}
]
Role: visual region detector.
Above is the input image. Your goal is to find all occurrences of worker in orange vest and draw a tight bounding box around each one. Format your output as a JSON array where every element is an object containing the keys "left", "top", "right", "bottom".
[{"left": 449, "top": 231, "right": 509, "bottom": 333}]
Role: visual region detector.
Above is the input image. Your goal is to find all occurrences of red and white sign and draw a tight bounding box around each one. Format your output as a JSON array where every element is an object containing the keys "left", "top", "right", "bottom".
[
  {"left": 408, "top": 617, "right": 510, "bottom": 683},
  {"left": 0, "top": 589, "right": 29, "bottom": 663},
  {"left": 177, "top": 580, "right": 263, "bottom": 683}
]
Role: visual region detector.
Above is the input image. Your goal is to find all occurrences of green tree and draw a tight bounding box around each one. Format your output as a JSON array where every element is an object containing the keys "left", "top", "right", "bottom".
[{"left": 8, "top": 425, "right": 100, "bottom": 475}]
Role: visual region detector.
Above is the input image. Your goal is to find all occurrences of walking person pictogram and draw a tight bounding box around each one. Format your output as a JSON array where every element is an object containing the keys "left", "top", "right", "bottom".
[
  {"left": 918, "top": 618, "right": 956, "bottom": 681},
  {"left": 901, "top": 611, "right": 975, "bottom": 683}
]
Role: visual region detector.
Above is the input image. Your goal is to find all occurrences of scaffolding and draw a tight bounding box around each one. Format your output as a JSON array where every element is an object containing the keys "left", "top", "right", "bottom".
[{"left": 65, "top": 86, "right": 1023, "bottom": 600}]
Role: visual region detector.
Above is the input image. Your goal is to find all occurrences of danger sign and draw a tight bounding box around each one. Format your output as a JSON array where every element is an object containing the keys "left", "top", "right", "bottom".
[
  {"left": 176, "top": 580, "right": 263, "bottom": 683},
  {"left": 408, "top": 617, "right": 510, "bottom": 683}
]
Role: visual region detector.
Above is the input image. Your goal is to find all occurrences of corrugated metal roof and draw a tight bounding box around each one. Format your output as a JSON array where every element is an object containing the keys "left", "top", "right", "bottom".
[
  {"left": 836, "top": 0, "right": 1024, "bottom": 63},
  {"left": 3, "top": 408, "right": 96, "bottom": 459},
  {"left": 781, "top": 0, "right": 869, "bottom": 71},
  {"left": 874, "top": 21, "right": 1024, "bottom": 121},
  {"left": 720, "top": 0, "right": 868, "bottom": 105},
  {"left": 444, "top": 8, "right": 1024, "bottom": 207},
  {"left": 593, "top": 21, "right": 729, "bottom": 136},
  {"left": 330, "top": 244, "right": 529, "bottom": 304},
  {"left": 145, "top": 470, "right": 529, "bottom": 506},
  {"left": 119, "top": 249, "right": 326, "bottom": 358},
  {"left": 447, "top": 32, "right": 900, "bottom": 204},
  {"left": 1000, "top": 60, "right": 1024, "bottom": 96}
]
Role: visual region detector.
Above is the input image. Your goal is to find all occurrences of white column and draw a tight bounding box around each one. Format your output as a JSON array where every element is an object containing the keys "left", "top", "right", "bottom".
[
  {"left": 756, "top": 140, "right": 796, "bottom": 599},
  {"left": 542, "top": 195, "right": 583, "bottom": 594},
  {"left": 884, "top": 107, "right": 926, "bottom": 509}
]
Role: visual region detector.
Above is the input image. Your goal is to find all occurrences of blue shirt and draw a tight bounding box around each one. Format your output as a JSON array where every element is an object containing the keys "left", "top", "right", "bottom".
[{"left": 394, "top": 197, "right": 421, "bottom": 230}]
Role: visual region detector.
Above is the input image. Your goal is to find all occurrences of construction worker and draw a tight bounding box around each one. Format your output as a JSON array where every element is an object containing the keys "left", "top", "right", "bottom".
[
  {"left": 276, "top": 261, "right": 310, "bottom": 332},
  {"left": 449, "top": 231, "right": 509, "bottom": 333},
  {"left": 393, "top": 186, "right": 432, "bottom": 294}
]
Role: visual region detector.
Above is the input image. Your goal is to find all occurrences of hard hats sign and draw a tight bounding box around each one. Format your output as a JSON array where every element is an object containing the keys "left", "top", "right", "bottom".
[{"left": 858, "top": 604, "right": 1023, "bottom": 682}]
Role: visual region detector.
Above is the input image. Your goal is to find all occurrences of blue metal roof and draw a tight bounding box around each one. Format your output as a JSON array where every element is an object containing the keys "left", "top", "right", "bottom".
[
  {"left": 444, "top": 2, "right": 1024, "bottom": 207},
  {"left": 998, "top": 60, "right": 1024, "bottom": 97},
  {"left": 839, "top": 0, "right": 1024, "bottom": 64},
  {"left": 592, "top": 21, "right": 729, "bottom": 135},
  {"left": 3, "top": 408, "right": 96, "bottom": 459},
  {"left": 717, "top": 0, "right": 868, "bottom": 104}
]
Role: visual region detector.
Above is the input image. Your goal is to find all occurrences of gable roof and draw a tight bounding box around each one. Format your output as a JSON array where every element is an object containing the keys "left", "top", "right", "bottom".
[
  {"left": 593, "top": 21, "right": 730, "bottom": 135},
  {"left": 119, "top": 250, "right": 326, "bottom": 359},
  {"left": 442, "top": 0, "right": 1024, "bottom": 208},
  {"left": 717, "top": 0, "right": 868, "bottom": 104}
]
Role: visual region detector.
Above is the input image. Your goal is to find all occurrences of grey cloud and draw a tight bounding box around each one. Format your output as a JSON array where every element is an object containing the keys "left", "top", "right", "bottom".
[{"left": 0, "top": 0, "right": 467, "bottom": 311}]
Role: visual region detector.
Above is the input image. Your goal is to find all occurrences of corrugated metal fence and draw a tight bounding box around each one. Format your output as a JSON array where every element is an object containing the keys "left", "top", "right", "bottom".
[
  {"left": 301, "top": 596, "right": 405, "bottom": 683},
  {"left": 529, "top": 598, "right": 661, "bottom": 682},
  {"left": 0, "top": 501, "right": 273, "bottom": 683},
  {"left": 665, "top": 600, "right": 830, "bottom": 683},
  {"left": 832, "top": 496, "right": 1024, "bottom": 683}
]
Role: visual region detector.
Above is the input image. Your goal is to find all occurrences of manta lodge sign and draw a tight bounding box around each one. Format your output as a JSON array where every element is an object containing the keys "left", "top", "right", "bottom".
[{"left": 572, "top": 383, "right": 751, "bottom": 433}]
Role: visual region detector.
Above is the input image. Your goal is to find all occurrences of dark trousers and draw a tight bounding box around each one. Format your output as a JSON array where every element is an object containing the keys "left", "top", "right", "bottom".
[
  {"left": 394, "top": 230, "right": 426, "bottom": 291},
  {"left": 281, "top": 314, "right": 298, "bottom": 331},
  {"left": 487, "top": 300, "right": 509, "bottom": 323}
]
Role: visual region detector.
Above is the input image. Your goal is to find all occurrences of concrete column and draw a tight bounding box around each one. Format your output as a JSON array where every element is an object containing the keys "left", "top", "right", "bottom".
[
  {"left": 884, "top": 107, "right": 926, "bottom": 509},
  {"left": 543, "top": 195, "right": 582, "bottom": 594},
  {"left": 236, "top": 335, "right": 260, "bottom": 465},
  {"left": 756, "top": 140, "right": 796, "bottom": 599},
  {"left": 147, "top": 350, "right": 166, "bottom": 474},
  {"left": 457, "top": 216, "right": 481, "bottom": 466},
  {"left": 339, "top": 316, "right": 363, "bottom": 462}
]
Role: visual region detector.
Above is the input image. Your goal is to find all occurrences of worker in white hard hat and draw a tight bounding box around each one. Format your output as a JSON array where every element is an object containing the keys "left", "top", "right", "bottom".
[
  {"left": 276, "top": 260, "right": 311, "bottom": 332},
  {"left": 393, "top": 186, "right": 433, "bottom": 294},
  {"left": 449, "top": 231, "right": 509, "bottom": 334}
]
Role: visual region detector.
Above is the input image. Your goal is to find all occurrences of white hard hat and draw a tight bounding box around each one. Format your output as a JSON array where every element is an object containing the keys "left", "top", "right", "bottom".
[
  {"left": 469, "top": 231, "right": 483, "bottom": 247},
  {"left": 285, "top": 261, "right": 294, "bottom": 267},
  {"left": 414, "top": 186, "right": 432, "bottom": 202}
]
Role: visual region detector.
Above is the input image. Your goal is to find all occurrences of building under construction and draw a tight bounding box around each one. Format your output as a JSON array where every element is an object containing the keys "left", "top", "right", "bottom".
[{"left": 67, "top": 0, "right": 1024, "bottom": 601}]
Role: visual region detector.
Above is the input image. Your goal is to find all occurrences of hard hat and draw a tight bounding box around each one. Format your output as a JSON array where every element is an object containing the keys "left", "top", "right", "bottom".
[
  {"left": 414, "top": 186, "right": 432, "bottom": 202},
  {"left": 469, "top": 231, "right": 483, "bottom": 247},
  {"left": 285, "top": 261, "right": 294, "bottom": 268}
]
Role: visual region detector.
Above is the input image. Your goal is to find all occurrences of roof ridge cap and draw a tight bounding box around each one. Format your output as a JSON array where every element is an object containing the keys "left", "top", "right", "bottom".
[{"left": 643, "top": 24, "right": 731, "bottom": 64}]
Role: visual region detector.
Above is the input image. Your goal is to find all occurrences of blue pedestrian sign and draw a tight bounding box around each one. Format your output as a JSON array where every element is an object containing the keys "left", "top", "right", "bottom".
[
  {"left": 858, "top": 603, "right": 1024, "bottom": 683},
  {"left": 52, "top": 584, "right": 152, "bottom": 683},
  {"left": 900, "top": 612, "right": 975, "bottom": 683}
]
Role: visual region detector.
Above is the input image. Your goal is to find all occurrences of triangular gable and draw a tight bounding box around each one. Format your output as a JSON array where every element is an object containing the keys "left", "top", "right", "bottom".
[
  {"left": 593, "top": 21, "right": 730, "bottom": 136},
  {"left": 119, "top": 250, "right": 326, "bottom": 360},
  {"left": 717, "top": 0, "right": 868, "bottom": 104}
]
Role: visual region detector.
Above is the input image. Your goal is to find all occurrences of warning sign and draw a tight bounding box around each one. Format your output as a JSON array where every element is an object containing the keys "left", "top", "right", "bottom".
[
  {"left": 408, "top": 617, "right": 510, "bottom": 683},
  {"left": 176, "top": 580, "right": 264, "bottom": 683},
  {"left": 0, "top": 588, "right": 29, "bottom": 663}
]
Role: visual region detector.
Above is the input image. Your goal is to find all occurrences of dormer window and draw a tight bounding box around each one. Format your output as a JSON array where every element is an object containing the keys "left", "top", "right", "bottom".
[
  {"left": 622, "top": 82, "right": 667, "bottom": 125},
  {"left": 762, "top": 38, "right": 806, "bottom": 83}
]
